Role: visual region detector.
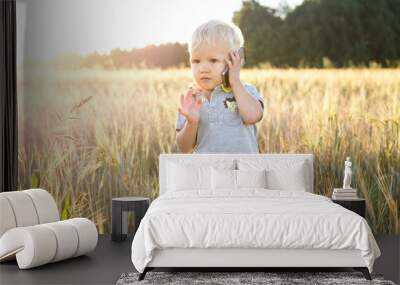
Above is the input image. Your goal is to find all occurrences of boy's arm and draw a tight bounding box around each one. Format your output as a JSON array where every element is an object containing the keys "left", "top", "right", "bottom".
[
  {"left": 231, "top": 81, "right": 263, "bottom": 125},
  {"left": 176, "top": 121, "right": 198, "bottom": 153}
]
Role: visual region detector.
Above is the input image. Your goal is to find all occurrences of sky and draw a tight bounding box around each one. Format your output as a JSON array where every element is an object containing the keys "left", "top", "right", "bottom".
[{"left": 16, "top": 0, "right": 303, "bottom": 63}]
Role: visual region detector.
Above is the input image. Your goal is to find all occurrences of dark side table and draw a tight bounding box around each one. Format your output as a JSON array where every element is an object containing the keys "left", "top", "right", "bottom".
[
  {"left": 332, "top": 198, "right": 366, "bottom": 218},
  {"left": 112, "top": 197, "right": 150, "bottom": 242}
]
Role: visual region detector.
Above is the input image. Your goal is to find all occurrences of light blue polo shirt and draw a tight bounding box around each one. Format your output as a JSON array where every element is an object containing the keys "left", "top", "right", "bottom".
[{"left": 175, "top": 83, "right": 264, "bottom": 153}]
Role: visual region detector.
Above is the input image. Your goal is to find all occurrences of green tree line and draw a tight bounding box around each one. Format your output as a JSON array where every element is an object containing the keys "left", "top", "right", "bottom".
[
  {"left": 234, "top": 0, "right": 400, "bottom": 67},
  {"left": 53, "top": 0, "right": 400, "bottom": 69}
]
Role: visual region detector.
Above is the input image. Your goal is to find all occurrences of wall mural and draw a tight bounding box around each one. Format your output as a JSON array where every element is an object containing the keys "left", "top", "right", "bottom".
[{"left": 16, "top": 0, "right": 399, "bottom": 234}]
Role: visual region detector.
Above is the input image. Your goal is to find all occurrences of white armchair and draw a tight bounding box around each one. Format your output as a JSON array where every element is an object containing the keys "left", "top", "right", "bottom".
[{"left": 0, "top": 189, "right": 98, "bottom": 269}]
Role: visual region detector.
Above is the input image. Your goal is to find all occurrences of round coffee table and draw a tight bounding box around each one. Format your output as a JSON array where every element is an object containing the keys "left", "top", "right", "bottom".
[{"left": 111, "top": 197, "right": 150, "bottom": 242}]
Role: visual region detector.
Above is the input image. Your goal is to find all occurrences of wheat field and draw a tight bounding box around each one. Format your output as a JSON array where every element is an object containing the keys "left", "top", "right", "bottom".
[{"left": 17, "top": 67, "right": 399, "bottom": 234}]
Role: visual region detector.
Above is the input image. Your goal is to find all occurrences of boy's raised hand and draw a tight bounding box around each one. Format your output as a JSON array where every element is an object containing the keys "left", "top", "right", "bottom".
[{"left": 178, "top": 87, "right": 203, "bottom": 125}]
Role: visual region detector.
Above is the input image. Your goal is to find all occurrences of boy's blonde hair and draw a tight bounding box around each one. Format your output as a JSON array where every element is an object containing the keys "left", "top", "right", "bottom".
[{"left": 189, "top": 20, "right": 244, "bottom": 54}]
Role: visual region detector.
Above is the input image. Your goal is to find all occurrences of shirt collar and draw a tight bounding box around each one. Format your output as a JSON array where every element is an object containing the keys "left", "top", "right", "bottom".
[
  {"left": 212, "top": 84, "right": 224, "bottom": 94},
  {"left": 215, "top": 84, "right": 234, "bottom": 95},
  {"left": 205, "top": 84, "right": 229, "bottom": 98}
]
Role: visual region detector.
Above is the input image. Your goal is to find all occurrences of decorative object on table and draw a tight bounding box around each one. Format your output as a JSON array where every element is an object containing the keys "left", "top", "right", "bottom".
[
  {"left": 116, "top": 271, "right": 394, "bottom": 285},
  {"left": 332, "top": 156, "right": 359, "bottom": 200},
  {"left": 343, "top": 156, "right": 352, "bottom": 189},
  {"left": 0, "top": 189, "right": 98, "bottom": 269},
  {"left": 332, "top": 198, "right": 366, "bottom": 218},
  {"left": 112, "top": 197, "right": 150, "bottom": 242}
]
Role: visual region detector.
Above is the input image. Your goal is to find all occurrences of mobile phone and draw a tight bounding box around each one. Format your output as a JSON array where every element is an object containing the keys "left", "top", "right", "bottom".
[{"left": 222, "top": 46, "right": 245, "bottom": 90}]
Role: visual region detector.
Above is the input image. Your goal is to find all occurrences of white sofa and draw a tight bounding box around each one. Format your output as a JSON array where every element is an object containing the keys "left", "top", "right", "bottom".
[{"left": 0, "top": 188, "right": 98, "bottom": 269}]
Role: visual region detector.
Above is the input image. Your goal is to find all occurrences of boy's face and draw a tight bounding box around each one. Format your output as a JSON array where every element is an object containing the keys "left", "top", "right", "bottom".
[{"left": 190, "top": 41, "right": 231, "bottom": 92}]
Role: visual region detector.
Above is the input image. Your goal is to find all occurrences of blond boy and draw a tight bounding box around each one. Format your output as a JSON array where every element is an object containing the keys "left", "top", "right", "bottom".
[{"left": 176, "top": 20, "right": 264, "bottom": 153}]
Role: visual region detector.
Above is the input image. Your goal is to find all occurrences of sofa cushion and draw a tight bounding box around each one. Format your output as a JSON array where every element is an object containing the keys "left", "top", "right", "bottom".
[
  {"left": 24, "top": 189, "right": 60, "bottom": 223},
  {"left": 0, "top": 196, "right": 16, "bottom": 237}
]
